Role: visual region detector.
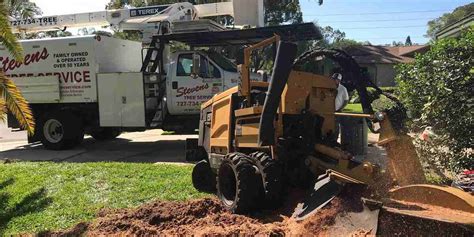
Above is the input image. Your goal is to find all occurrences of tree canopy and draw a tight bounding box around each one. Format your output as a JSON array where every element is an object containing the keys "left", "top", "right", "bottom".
[{"left": 6, "top": 0, "right": 41, "bottom": 19}]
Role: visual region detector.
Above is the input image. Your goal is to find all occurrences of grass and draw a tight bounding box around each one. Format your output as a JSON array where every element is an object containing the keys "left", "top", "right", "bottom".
[
  {"left": 0, "top": 162, "right": 206, "bottom": 235},
  {"left": 343, "top": 103, "right": 363, "bottom": 113}
]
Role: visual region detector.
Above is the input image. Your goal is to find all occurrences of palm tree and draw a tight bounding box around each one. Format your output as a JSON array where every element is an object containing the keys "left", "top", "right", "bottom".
[{"left": 0, "top": 0, "right": 35, "bottom": 135}]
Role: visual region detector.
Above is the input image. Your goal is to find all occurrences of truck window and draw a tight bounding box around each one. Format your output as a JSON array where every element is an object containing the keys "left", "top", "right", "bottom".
[
  {"left": 177, "top": 54, "right": 193, "bottom": 76},
  {"left": 208, "top": 61, "right": 221, "bottom": 78},
  {"left": 200, "top": 55, "right": 221, "bottom": 78},
  {"left": 208, "top": 52, "right": 238, "bottom": 72},
  {"left": 177, "top": 53, "right": 221, "bottom": 78}
]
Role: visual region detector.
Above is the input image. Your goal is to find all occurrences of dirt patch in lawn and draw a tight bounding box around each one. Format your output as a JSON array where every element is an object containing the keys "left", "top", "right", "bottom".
[
  {"left": 43, "top": 187, "right": 473, "bottom": 236},
  {"left": 89, "top": 197, "right": 345, "bottom": 236},
  {"left": 45, "top": 193, "right": 348, "bottom": 236}
]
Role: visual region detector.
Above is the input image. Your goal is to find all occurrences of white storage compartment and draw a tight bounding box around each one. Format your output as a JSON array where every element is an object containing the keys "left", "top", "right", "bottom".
[{"left": 98, "top": 72, "right": 145, "bottom": 127}]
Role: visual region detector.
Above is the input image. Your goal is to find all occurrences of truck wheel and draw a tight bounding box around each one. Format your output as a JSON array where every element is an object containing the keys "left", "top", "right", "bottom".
[
  {"left": 39, "top": 111, "right": 83, "bottom": 150},
  {"left": 90, "top": 128, "right": 122, "bottom": 141},
  {"left": 192, "top": 160, "right": 216, "bottom": 193},
  {"left": 249, "top": 151, "right": 284, "bottom": 208},
  {"left": 216, "top": 153, "right": 262, "bottom": 213}
]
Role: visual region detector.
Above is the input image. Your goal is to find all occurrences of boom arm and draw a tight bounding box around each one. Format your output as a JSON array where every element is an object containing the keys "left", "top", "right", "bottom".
[
  {"left": 11, "top": 3, "right": 198, "bottom": 33},
  {"left": 9, "top": 0, "right": 264, "bottom": 37}
]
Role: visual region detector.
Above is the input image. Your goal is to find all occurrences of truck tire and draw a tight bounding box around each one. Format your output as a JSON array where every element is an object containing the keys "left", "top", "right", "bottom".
[
  {"left": 249, "top": 151, "right": 284, "bottom": 208},
  {"left": 39, "top": 111, "right": 83, "bottom": 150},
  {"left": 216, "top": 153, "right": 262, "bottom": 213},
  {"left": 192, "top": 160, "right": 216, "bottom": 193},
  {"left": 90, "top": 128, "right": 122, "bottom": 141}
]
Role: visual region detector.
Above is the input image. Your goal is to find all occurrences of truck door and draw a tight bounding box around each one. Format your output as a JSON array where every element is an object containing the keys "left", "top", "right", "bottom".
[{"left": 168, "top": 53, "right": 223, "bottom": 115}]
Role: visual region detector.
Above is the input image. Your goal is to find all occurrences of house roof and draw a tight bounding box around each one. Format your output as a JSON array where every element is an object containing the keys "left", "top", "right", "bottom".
[{"left": 344, "top": 45, "right": 430, "bottom": 64}]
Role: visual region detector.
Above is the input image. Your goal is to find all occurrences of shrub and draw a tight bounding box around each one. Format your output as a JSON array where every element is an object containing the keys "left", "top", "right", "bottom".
[{"left": 396, "top": 27, "right": 474, "bottom": 172}]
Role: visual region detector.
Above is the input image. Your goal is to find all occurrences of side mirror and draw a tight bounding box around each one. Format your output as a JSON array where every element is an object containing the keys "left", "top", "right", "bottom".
[{"left": 191, "top": 53, "right": 200, "bottom": 79}]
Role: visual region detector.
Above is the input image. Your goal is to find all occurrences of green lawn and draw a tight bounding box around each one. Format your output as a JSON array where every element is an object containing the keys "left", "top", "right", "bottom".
[
  {"left": 343, "top": 103, "right": 363, "bottom": 113},
  {"left": 0, "top": 162, "right": 205, "bottom": 235}
]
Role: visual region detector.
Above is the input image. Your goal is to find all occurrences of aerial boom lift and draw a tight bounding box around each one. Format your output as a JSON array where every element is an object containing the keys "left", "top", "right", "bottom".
[{"left": 10, "top": 1, "right": 264, "bottom": 43}]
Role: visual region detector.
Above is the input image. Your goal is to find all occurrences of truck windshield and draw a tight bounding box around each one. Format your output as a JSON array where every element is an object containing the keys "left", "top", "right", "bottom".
[{"left": 208, "top": 52, "right": 238, "bottom": 72}]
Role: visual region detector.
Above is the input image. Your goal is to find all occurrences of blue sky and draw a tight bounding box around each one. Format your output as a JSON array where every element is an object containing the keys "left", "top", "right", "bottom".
[{"left": 300, "top": 0, "right": 472, "bottom": 45}]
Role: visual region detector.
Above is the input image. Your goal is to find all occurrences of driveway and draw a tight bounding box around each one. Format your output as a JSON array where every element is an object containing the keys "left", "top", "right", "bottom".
[
  {"left": 1, "top": 122, "right": 385, "bottom": 165},
  {"left": 1, "top": 123, "right": 197, "bottom": 163}
]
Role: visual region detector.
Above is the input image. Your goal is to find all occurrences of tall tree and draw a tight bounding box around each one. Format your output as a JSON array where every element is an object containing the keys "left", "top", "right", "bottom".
[
  {"left": 426, "top": 3, "right": 474, "bottom": 39},
  {"left": 6, "top": 0, "right": 41, "bottom": 19},
  {"left": 0, "top": 0, "right": 35, "bottom": 135},
  {"left": 313, "top": 25, "right": 361, "bottom": 48},
  {"left": 405, "top": 35, "right": 412, "bottom": 46},
  {"left": 265, "top": 0, "right": 303, "bottom": 26}
]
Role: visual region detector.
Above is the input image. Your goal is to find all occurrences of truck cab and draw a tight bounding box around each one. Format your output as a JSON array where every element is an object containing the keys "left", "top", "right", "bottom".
[{"left": 159, "top": 50, "right": 262, "bottom": 132}]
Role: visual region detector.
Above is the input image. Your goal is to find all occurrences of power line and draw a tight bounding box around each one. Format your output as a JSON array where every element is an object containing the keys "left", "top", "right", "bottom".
[
  {"left": 338, "top": 25, "right": 427, "bottom": 29},
  {"left": 316, "top": 17, "right": 435, "bottom": 23},
  {"left": 351, "top": 36, "right": 427, "bottom": 40},
  {"left": 305, "top": 9, "right": 452, "bottom": 16}
]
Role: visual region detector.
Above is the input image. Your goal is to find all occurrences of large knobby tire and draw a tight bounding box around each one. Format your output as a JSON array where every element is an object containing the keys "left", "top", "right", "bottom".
[
  {"left": 39, "top": 111, "right": 84, "bottom": 150},
  {"left": 90, "top": 128, "right": 122, "bottom": 141},
  {"left": 192, "top": 160, "right": 216, "bottom": 193},
  {"left": 217, "top": 153, "right": 261, "bottom": 214},
  {"left": 249, "top": 151, "right": 284, "bottom": 208}
]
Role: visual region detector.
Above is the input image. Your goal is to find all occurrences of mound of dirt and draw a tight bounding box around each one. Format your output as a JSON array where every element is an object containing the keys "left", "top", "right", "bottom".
[{"left": 48, "top": 196, "right": 347, "bottom": 236}]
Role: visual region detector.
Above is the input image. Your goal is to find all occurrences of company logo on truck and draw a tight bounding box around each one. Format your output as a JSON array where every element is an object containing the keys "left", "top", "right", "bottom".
[
  {"left": 176, "top": 84, "right": 209, "bottom": 97},
  {"left": 130, "top": 6, "right": 169, "bottom": 17},
  {"left": 4, "top": 47, "right": 92, "bottom": 86},
  {"left": 0, "top": 47, "right": 49, "bottom": 73}
]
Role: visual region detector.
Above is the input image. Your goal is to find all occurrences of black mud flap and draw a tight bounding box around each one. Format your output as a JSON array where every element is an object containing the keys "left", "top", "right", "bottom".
[
  {"left": 292, "top": 173, "right": 345, "bottom": 220},
  {"left": 258, "top": 41, "right": 298, "bottom": 146},
  {"left": 185, "top": 138, "right": 206, "bottom": 162}
]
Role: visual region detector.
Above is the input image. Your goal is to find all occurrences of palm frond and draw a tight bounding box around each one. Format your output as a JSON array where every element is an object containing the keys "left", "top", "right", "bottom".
[
  {"left": 0, "top": 72, "right": 35, "bottom": 135},
  {"left": 0, "top": 1, "right": 24, "bottom": 61},
  {"left": 9, "top": 0, "right": 42, "bottom": 19},
  {"left": 0, "top": 98, "right": 6, "bottom": 123}
]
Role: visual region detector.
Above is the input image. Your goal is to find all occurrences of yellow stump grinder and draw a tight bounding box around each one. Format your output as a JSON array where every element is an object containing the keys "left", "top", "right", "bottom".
[{"left": 189, "top": 35, "right": 474, "bottom": 233}]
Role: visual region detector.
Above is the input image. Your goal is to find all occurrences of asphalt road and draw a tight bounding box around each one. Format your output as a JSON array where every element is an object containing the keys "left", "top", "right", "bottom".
[{"left": 1, "top": 122, "right": 197, "bottom": 163}]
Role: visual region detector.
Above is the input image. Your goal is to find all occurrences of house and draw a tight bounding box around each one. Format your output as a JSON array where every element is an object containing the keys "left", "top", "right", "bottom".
[
  {"left": 436, "top": 13, "right": 474, "bottom": 39},
  {"left": 342, "top": 45, "right": 430, "bottom": 87}
]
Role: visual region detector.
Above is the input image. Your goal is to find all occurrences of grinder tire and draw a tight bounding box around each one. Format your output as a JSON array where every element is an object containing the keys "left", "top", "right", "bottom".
[
  {"left": 216, "top": 153, "right": 261, "bottom": 213},
  {"left": 192, "top": 160, "right": 216, "bottom": 193},
  {"left": 250, "top": 151, "right": 284, "bottom": 208}
]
